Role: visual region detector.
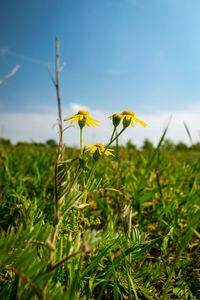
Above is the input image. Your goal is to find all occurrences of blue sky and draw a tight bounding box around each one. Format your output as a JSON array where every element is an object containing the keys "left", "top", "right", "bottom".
[{"left": 1, "top": 0, "right": 200, "bottom": 144}]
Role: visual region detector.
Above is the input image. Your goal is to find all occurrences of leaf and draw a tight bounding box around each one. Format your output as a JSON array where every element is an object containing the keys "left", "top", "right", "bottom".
[{"left": 81, "top": 242, "right": 115, "bottom": 278}]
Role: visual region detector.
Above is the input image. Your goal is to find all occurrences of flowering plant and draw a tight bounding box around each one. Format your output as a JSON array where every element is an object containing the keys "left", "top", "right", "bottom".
[{"left": 64, "top": 109, "right": 147, "bottom": 205}]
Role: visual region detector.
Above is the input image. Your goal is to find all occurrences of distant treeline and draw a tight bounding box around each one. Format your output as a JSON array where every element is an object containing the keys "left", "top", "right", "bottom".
[{"left": 1, "top": 137, "right": 200, "bottom": 151}]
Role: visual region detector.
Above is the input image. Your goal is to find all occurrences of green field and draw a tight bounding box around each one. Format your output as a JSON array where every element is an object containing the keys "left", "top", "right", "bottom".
[{"left": 0, "top": 139, "right": 200, "bottom": 299}]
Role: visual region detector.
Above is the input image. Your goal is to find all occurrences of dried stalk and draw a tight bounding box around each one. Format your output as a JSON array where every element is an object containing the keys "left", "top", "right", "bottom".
[
  {"left": 47, "top": 37, "right": 63, "bottom": 148},
  {"left": 47, "top": 37, "right": 65, "bottom": 248},
  {"left": 51, "top": 136, "right": 63, "bottom": 246},
  {"left": 55, "top": 37, "right": 63, "bottom": 141},
  {"left": 50, "top": 251, "right": 82, "bottom": 271},
  {"left": 1, "top": 265, "right": 43, "bottom": 300}
]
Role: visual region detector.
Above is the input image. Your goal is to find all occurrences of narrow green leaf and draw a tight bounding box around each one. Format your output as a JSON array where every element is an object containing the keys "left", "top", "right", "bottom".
[{"left": 81, "top": 243, "right": 115, "bottom": 277}]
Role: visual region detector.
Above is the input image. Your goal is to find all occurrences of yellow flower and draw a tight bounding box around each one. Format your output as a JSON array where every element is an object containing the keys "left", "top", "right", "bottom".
[
  {"left": 85, "top": 142, "right": 114, "bottom": 156},
  {"left": 121, "top": 111, "right": 147, "bottom": 127},
  {"left": 64, "top": 110, "right": 101, "bottom": 128},
  {"left": 108, "top": 113, "right": 122, "bottom": 127}
]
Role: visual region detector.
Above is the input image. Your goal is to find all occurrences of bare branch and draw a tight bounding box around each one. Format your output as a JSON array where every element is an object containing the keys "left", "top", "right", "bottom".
[
  {"left": 63, "top": 125, "right": 74, "bottom": 133},
  {"left": 56, "top": 37, "right": 63, "bottom": 134},
  {"left": 0, "top": 265, "right": 43, "bottom": 300},
  {"left": 91, "top": 187, "right": 131, "bottom": 201},
  {"left": 50, "top": 251, "right": 82, "bottom": 271},
  {"left": 59, "top": 61, "right": 66, "bottom": 72},
  {"left": 0, "top": 65, "right": 20, "bottom": 85},
  {"left": 46, "top": 65, "right": 56, "bottom": 87}
]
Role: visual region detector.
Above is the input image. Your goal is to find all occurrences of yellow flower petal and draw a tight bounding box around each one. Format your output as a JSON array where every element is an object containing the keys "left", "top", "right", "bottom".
[
  {"left": 90, "top": 117, "right": 101, "bottom": 123},
  {"left": 91, "top": 147, "right": 97, "bottom": 153},
  {"left": 133, "top": 117, "right": 147, "bottom": 127},
  {"left": 85, "top": 141, "right": 93, "bottom": 148},
  {"left": 105, "top": 150, "right": 114, "bottom": 156},
  {"left": 131, "top": 119, "right": 135, "bottom": 127},
  {"left": 64, "top": 116, "right": 74, "bottom": 121},
  {"left": 88, "top": 120, "right": 99, "bottom": 127},
  {"left": 86, "top": 120, "right": 95, "bottom": 127},
  {"left": 71, "top": 118, "right": 78, "bottom": 124},
  {"left": 86, "top": 120, "right": 92, "bottom": 127}
]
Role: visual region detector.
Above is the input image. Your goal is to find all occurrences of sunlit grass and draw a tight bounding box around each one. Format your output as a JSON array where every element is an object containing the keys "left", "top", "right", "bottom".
[{"left": 0, "top": 137, "right": 199, "bottom": 299}]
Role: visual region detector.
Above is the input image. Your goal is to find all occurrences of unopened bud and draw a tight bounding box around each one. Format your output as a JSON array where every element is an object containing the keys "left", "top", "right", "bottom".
[
  {"left": 123, "top": 117, "right": 131, "bottom": 128},
  {"left": 78, "top": 117, "right": 86, "bottom": 128},
  {"left": 112, "top": 113, "right": 121, "bottom": 127},
  {"left": 93, "top": 149, "right": 101, "bottom": 161}
]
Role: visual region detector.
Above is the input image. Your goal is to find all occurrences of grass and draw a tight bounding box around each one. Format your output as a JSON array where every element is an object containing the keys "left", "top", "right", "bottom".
[{"left": 0, "top": 140, "right": 200, "bottom": 299}]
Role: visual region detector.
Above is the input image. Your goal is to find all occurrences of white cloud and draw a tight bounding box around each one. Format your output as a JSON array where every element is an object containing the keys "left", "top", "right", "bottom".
[{"left": 0, "top": 103, "right": 200, "bottom": 147}]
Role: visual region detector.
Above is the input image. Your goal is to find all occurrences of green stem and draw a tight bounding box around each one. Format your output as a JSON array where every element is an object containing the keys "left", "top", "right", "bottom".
[
  {"left": 85, "top": 161, "right": 98, "bottom": 190},
  {"left": 86, "top": 127, "right": 126, "bottom": 188},
  {"left": 80, "top": 127, "right": 83, "bottom": 155},
  {"left": 82, "top": 162, "right": 98, "bottom": 204},
  {"left": 109, "top": 127, "right": 116, "bottom": 144},
  {"left": 82, "top": 174, "right": 86, "bottom": 203},
  {"left": 83, "top": 188, "right": 87, "bottom": 204},
  {"left": 84, "top": 126, "right": 126, "bottom": 203},
  {"left": 105, "top": 127, "right": 126, "bottom": 152}
]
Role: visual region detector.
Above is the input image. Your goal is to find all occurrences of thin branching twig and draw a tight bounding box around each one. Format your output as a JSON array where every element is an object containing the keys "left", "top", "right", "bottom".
[
  {"left": 0, "top": 265, "right": 43, "bottom": 300},
  {"left": 50, "top": 251, "right": 82, "bottom": 271},
  {"left": 48, "top": 38, "right": 65, "bottom": 255}
]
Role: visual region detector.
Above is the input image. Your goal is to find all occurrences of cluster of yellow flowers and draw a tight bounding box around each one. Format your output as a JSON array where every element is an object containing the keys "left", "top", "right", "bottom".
[
  {"left": 109, "top": 111, "right": 147, "bottom": 128},
  {"left": 64, "top": 109, "right": 147, "bottom": 157}
]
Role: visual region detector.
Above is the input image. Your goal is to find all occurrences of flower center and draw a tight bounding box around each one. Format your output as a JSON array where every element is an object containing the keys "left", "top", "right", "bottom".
[
  {"left": 78, "top": 110, "right": 89, "bottom": 116},
  {"left": 122, "top": 111, "right": 135, "bottom": 117}
]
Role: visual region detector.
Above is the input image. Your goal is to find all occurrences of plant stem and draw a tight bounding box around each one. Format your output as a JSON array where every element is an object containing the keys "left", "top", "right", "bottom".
[
  {"left": 0, "top": 265, "right": 43, "bottom": 300},
  {"left": 128, "top": 205, "right": 132, "bottom": 236},
  {"left": 80, "top": 126, "right": 87, "bottom": 204},
  {"left": 85, "top": 161, "right": 98, "bottom": 191},
  {"left": 80, "top": 127, "right": 83, "bottom": 155},
  {"left": 106, "top": 127, "right": 126, "bottom": 150},
  {"left": 55, "top": 37, "right": 63, "bottom": 151},
  {"left": 84, "top": 127, "right": 126, "bottom": 204},
  {"left": 109, "top": 127, "right": 116, "bottom": 144},
  {"left": 50, "top": 251, "right": 82, "bottom": 271},
  {"left": 51, "top": 145, "right": 61, "bottom": 246}
]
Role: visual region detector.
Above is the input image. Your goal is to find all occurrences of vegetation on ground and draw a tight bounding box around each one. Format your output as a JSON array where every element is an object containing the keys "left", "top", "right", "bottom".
[{"left": 0, "top": 131, "right": 199, "bottom": 299}]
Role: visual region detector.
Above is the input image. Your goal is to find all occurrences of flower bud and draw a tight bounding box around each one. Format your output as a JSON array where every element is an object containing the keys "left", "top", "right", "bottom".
[
  {"left": 112, "top": 113, "right": 121, "bottom": 127},
  {"left": 93, "top": 149, "right": 101, "bottom": 161},
  {"left": 78, "top": 117, "right": 86, "bottom": 128},
  {"left": 123, "top": 117, "right": 131, "bottom": 128}
]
